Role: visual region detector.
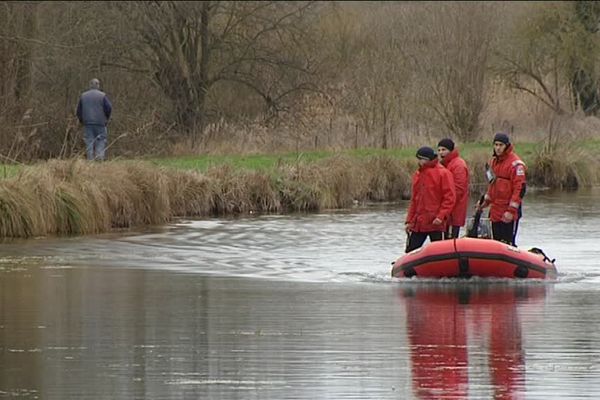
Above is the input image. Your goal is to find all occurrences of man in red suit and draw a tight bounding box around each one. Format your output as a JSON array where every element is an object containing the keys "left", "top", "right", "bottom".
[
  {"left": 477, "top": 133, "right": 526, "bottom": 246},
  {"left": 405, "top": 146, "right": 456, "bottom": 252},
  {"left": 437, "top": 138, "right": 470, "bottom": 239}
]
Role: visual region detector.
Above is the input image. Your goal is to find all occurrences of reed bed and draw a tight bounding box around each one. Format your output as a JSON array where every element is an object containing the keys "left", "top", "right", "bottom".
[
  {"left": 1, "top": 145, "right": 598, "bottom": 239},
  {"left": 528, "top": 138, "right": 600, "bottom": 190},
  {"left": 0, "top": 156, "right": 413, "bottom": 238}
]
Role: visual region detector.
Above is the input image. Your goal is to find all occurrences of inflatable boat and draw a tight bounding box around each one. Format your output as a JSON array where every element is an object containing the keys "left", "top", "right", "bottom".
[{"left": 391, "top": 237, "right": 557, "bottom": 280}]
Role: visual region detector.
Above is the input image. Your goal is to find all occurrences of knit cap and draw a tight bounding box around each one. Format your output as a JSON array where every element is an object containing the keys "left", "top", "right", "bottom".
[
  {"left": 493, "top": 132, "right": 510, "bottom": 145},
  {"left": 437, "top": 138, "right": 455, "bottom": 151},
  {"left": 416, "top": 146, "right": 436, "bottom": 161}
]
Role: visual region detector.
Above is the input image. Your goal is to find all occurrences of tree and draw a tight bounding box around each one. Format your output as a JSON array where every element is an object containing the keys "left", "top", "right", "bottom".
[
  {"left": 493, "top": 2, "right": 600, "bottom": 116},
  {"left": 571, "top": 1, "right": 600, "bottom": 115},
  {"left": 116, "top": 1, "right": 319, "bottom": 144},
  {"left": 0, "top": 2, "right": 39, "bottom": 160},
  {"left": 399, "top": 2, "right": 497, "bottom": 141},
  {"left": 0, "top": 2, "right": 37, "bottom": 113},
  {"left": 324, "top": 2, "right": 410, "bottom": 148}
]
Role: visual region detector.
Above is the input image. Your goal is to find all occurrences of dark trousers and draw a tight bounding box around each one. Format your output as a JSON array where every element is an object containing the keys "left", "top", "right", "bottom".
[
  {"left": 406, "top": 231, "right": 443, "bottom": 253},
  {"left": 492, "top": 221, "right": 518, "bottom": 246},
  {"left": 445, "top": 225, "right": 461, "bottom": 240}
]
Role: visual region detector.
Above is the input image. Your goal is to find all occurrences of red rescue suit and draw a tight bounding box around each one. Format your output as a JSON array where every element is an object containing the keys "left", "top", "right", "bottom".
[
  {"left": 441, "top": 150, "right": 470, "bottom": 227},
  {"left": 485, "top": 145, "right": 526, "bottom": 222},
  {"left": 406, "top": 159, "right": 456, "bottom": 232}
]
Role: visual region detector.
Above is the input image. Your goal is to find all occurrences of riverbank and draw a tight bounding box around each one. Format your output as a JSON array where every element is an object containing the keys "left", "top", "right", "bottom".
[{"left": 0, "top": 142, "right": 597, "bottom": 238}]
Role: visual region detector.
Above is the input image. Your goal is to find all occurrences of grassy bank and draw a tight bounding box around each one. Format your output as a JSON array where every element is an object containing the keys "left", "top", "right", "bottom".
[
  {"left": 149, "top": 139, "right": 600, "bottom": 190},
  {"left": 0, "top": 156, "right": 414, "bottom": 238},
  {"left": 0, "top": 140, "right": 597, "bottom": 238}
]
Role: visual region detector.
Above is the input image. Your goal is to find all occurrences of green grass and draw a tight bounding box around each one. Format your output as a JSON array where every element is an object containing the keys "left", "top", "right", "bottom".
[
  {"left": 0, "top": 140, "right": 587, "bottom": 175},
  {"left": 0, "top": 164, "right": 23, "bottom": 178},
  {"left": 0, "top": 138, "right": 596, "bottom": 188},
  {"left": 146, "top": 145, "right": 473, "bottom": 172},
  {"left": 144, "top": 139, "right": 600, "bottom": 192},
  {"left": 146, "top": 141, "right": 547, "bottom": 172},
  {"left": 147, "top": 151, "right": 335, "bottom": 171}
]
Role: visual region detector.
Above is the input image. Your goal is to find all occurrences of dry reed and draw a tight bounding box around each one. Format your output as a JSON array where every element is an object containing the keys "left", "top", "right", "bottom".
[
  {"left": 529, "top": 139, "right": 599, "bottom": 190},
  {"left": 0, "top": 147, "right": 596, "bottom": 239}
]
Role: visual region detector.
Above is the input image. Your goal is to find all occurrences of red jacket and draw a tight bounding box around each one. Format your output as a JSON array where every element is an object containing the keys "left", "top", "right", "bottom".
[
  {"left": 485, "top": 145, "right": 526, "bottom": 222},
  {"left": 441, "top": 150, "right": 470, "bottom": 227},
  {"left": 406, "top": 159, "right": 456, "bottom": 232}
]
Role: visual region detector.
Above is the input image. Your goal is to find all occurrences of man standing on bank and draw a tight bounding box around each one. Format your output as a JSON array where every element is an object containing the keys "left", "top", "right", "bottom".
[
  {"left": 437, "top": 138, "right": 470, "bottom": 239},
  {"left": 76, "top": 78, "right": 112, "bottom": 161},
  {"left": 477, "top": 133, "right": 526, "bottom": 246},
  {"left": 405, "top": 146, "right": 456, "bottom": 253}
]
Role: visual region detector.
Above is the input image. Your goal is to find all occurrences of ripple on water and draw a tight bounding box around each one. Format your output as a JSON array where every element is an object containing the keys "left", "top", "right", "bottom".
[{"left": 0, "top": 203, "right": 588, "bottom": 288}]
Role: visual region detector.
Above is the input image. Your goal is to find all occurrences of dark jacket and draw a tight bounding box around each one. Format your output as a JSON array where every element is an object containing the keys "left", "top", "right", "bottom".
[{"left": 76, "top": 89, "right": 112, "bottom": 126}]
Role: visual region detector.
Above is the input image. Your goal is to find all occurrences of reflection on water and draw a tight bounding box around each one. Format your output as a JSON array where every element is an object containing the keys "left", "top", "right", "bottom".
[
  {"left": 399, "top": 284, "right": 543, "bottom": 399},
  {"left": 2, "top": 191, "right": 600, "bottom": 398}
]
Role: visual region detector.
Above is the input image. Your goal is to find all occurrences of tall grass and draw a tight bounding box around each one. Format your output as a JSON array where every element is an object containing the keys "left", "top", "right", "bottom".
[
  {"left": 0, "top": 156, "right": 413, "bottom": 238},
  {"left": 529, "top": 137, "right": 600, "bottom": 190},
  {"left": 0, "top": 142, "right": 597, "bottom": 239}
]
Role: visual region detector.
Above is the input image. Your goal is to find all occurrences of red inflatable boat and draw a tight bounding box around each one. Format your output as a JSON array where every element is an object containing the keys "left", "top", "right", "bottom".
[{"left": 391, "top": 237, "right": 557, "bottom": 280}]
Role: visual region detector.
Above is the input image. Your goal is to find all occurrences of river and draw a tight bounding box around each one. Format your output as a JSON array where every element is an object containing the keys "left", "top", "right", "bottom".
[{"left": 1, "top": 190, "right": 599, "bottom": 399}]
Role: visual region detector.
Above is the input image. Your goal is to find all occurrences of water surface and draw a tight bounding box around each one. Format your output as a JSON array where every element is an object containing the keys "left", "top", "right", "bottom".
[{"left": 1, "top": 190, "right": 599, "bottom": 399}]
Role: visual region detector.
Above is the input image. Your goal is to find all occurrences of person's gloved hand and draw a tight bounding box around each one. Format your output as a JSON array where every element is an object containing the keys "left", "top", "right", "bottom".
[
  {"left": 501, "top": 211, "right": 514, "bottom": 223},
  {"left": 476, "top": 199, "right": 489, "bottom": 211}
]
